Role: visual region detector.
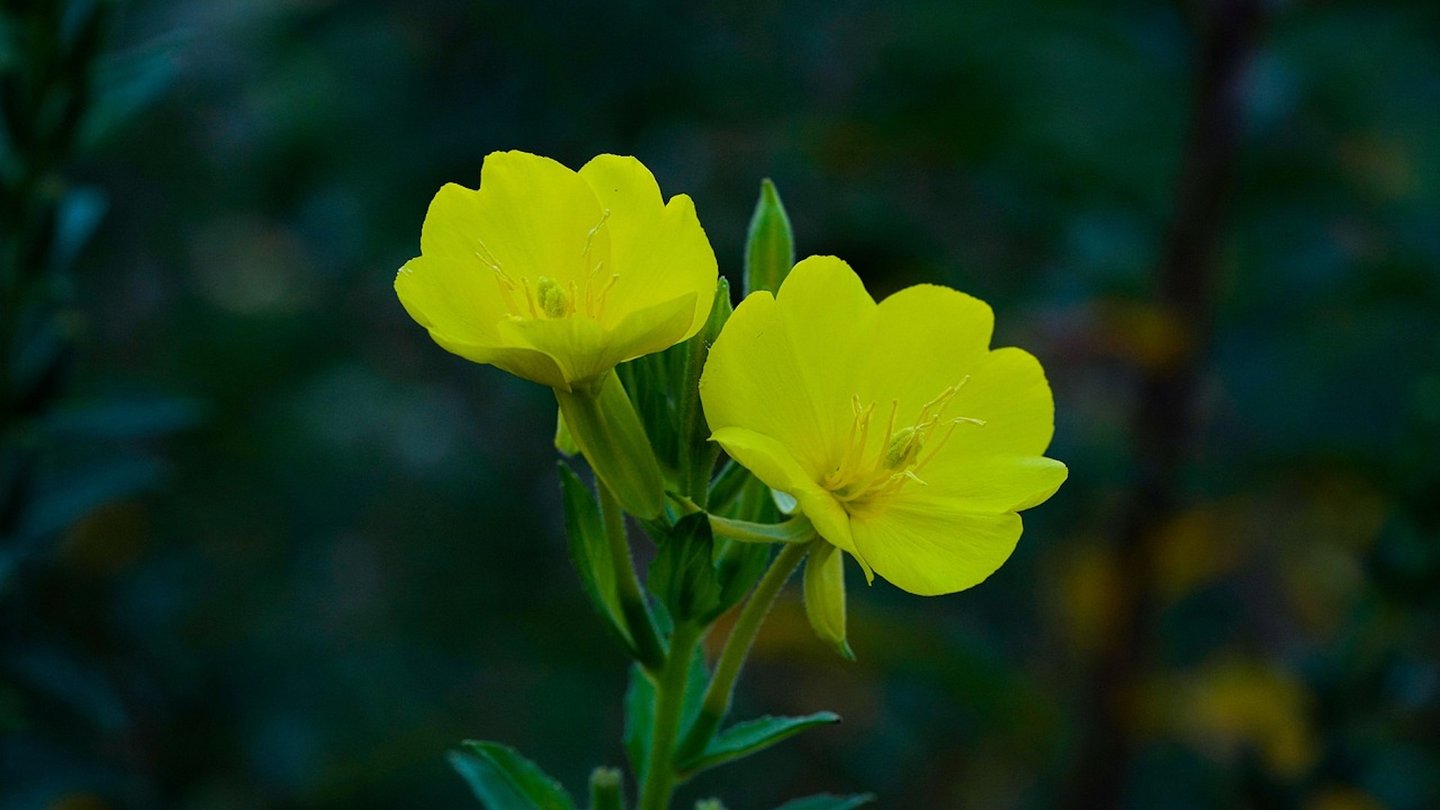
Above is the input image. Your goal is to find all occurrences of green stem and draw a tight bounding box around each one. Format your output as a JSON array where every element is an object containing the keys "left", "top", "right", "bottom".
[
  {"left": 676, "top": 541, "right": 810, "bottom": 762},
  {"left": 638, "top": 621, "right": 703, "bottom": 810},
  {"left": 598, "top": 480, "right": 665, "bottom": 672},
  {"left": 708, "top": 513, "right": 813, "bottom": 545}
]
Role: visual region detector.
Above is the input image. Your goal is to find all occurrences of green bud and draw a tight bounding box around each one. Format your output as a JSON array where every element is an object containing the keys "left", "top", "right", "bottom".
[
  {"left": 803, "top": 540, "right": 854, "bottom": 660},
  {"left": 589, "top": 767, "right": 625, "bottom": 810},
  {"left": 743, "top": 179, "right": 795, "bottom": 296}
]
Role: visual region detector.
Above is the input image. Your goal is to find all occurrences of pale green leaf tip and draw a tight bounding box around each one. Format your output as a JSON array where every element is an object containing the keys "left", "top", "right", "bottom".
[{"left": 836, "top": 640, "right": 856, "bottom": 662}]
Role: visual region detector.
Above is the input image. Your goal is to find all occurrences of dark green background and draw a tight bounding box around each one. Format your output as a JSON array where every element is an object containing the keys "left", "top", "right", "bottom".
[{"left": 4, "top": 0, "right": 1439, "bottom": 807}]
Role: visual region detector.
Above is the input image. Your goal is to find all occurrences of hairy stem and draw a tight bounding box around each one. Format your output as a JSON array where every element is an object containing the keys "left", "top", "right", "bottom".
[
  {"left": 638, "top": 621, "right": 702, "bottom": 810},
  {"left": 677, "top": 541, "right": 809, "bottom": 762}
]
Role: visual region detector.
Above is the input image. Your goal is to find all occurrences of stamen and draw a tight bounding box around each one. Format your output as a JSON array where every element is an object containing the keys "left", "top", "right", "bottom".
[
  {"left": 593, "top": 273, "right": 620, "bottom": 319},
  {"left": 823, "top": 382, "right": 988, "bottom": 513},
  {"left": 582, "top": 209, "right": 611, "bottom": 262},
  {"left": 476, "top": 239, "right": 524, "bottom": 316},
  {"left": 520, "top": 277, "right": 540, "bottom": 319}
]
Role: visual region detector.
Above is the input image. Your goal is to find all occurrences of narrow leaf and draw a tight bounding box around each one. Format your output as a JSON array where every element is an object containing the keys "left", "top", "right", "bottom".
[
  {"left": 559, "top": 463, "right": 631, "bottom": 651},
  {"left": 450, "top": 741, "right": 575, "bottom": 810},
  {"left": 744, "top": 179, "right": 796, "bottom": 296},
  {"left": 772, "top": 794, "right": 875, "bottom": 810},
  {"left": 681, "top": 712, "right": 841, "bottom": 774}
]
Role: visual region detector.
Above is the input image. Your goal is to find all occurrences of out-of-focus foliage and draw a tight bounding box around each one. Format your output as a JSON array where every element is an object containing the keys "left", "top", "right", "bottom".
[{"left": 3, "top": 0, "right": 1437, "bottom": 808}]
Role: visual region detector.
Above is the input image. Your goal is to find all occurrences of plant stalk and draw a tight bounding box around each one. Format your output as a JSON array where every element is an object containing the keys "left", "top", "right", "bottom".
[
  {"left": 638, "top": 621, "right": 703, "bottom": 810},
  {"left": 676, "top": 540, "right": 809, "bottom": 762}
]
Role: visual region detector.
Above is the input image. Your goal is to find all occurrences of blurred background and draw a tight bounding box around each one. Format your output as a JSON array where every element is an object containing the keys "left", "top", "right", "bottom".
[{"left": 3, "top": 0, "right": 1439, "bottom": 807}]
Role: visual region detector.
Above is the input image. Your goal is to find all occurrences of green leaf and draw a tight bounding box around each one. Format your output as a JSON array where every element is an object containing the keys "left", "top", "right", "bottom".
[
  {"left": 449, "top": 741, "right": 575, "bottom": 810},
  {"left": 743, "top": 179, "right": 795, "bottom": 296},
  {"left": 648, "top": 512, "right": 723, "bottom": 623},
  {"left": 772, "top": 794, "right": 875, "bottom": 810},
  {"left": 681, "top": 712, "right": 841, "bottom": 774},
  {"left": 559, "top": 463, "right": 632, "bottom": 653}
]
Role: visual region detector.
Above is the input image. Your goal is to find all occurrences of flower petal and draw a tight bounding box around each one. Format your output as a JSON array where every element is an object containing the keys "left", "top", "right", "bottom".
[
  {"left": 600, "top": 291, "right": 699, "bottom": 367},
  {"left": 907, "top": 454, "right": 1068, "bottom": 513},
  {"left": 709, "top": 427, "right": 856, "bottom": 556},
  {"left": 857, "top": 283, "right": 994, "bottom": 417},
  {"left": 851, "top": 504, "right": 1023, "bottom": 596},
  {"left": 579, "top": 156, "right": 716, "bottom": 334},
  {"left": 946, "top": 346, "right": 1056, "bottom": 457},
  {"left": 471, "top": 150, "right": 607, "bottom": 289},
  {"left": 700, "top": 256, "right": 874, "bottom": 476},
  {"left": 424, "top": 330, "right": 568, "bottom": 389},
  {"left": 497, "top": 292, "right": 697, "bottom": 386},
  {"left": 396, "top": 191, "right": 512, "bottom": 346}
]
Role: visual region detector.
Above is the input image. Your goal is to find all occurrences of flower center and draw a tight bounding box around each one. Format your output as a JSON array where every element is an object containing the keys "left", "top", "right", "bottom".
[
  {"left": 473, "top": 210, "right": 620, "bottom": 321},
  {"left": 820, "top": 380, "right": 985, "bottom": 517}
]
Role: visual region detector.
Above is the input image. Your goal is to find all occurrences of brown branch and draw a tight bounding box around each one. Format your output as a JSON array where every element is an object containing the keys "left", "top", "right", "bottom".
[{"left": 1061, "top": 1, "right": 1265, "bottom": 806}]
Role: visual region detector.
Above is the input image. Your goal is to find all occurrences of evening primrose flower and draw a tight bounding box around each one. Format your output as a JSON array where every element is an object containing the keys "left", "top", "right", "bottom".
[
  {"left": 397, "top": 151, "right": 717, "bottom": 518},
  {"left": 700, "top": 256, "right": 1067, "bottom": 598},
  {"left": 396, "top": 150, "right": 716, "bottom": 389}
]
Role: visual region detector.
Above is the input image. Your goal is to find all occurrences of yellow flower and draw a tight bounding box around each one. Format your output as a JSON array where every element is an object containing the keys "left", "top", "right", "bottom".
[
  {"left": 700, "top": 256, "right": 1066, "bottom": 596},
  {"left": 395, "top": 150, "right": 717, "bottom": 390}
]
